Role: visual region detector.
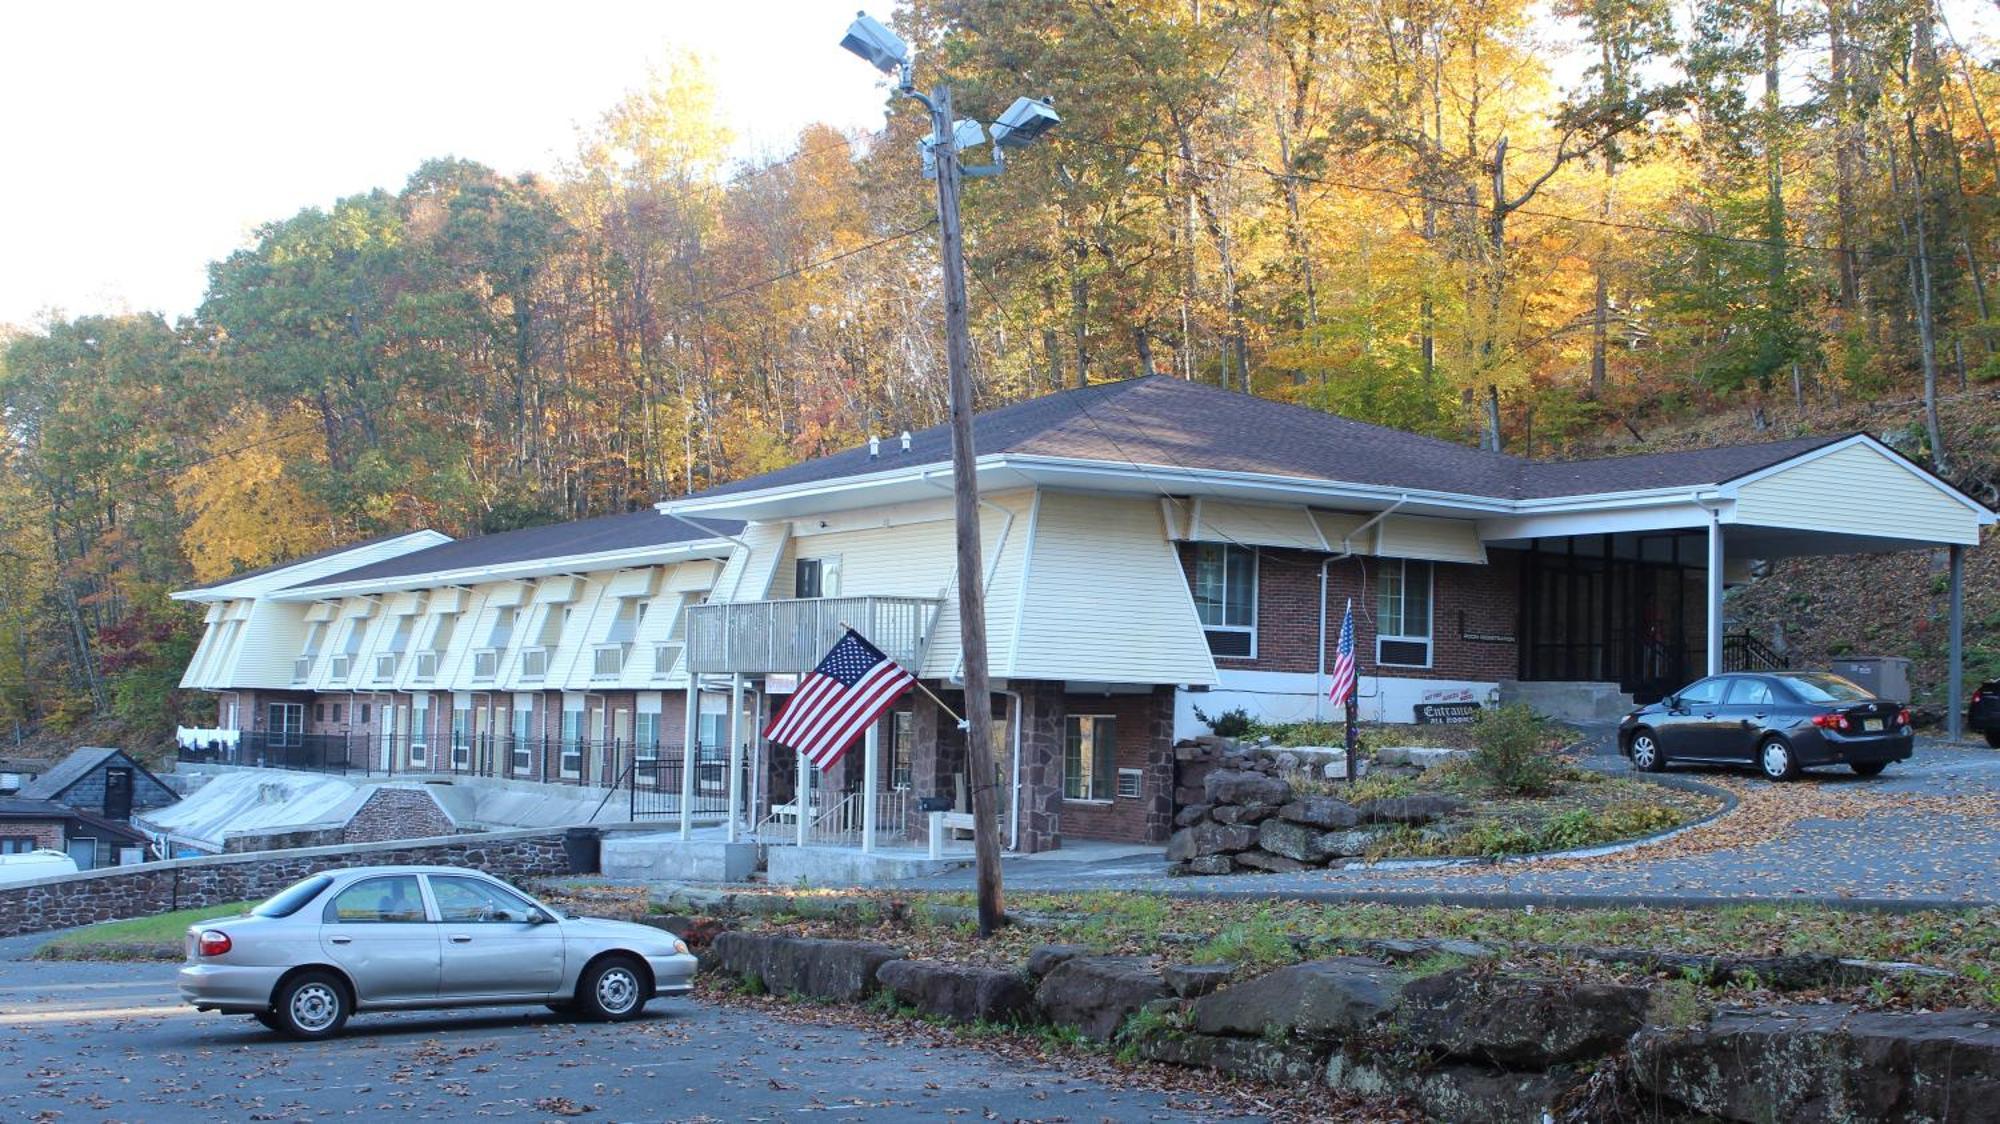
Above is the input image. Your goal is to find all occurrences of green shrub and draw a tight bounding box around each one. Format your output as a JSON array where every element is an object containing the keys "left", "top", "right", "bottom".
[
  {"left": 1467, "top": 704, "right": 1560, "bottom": 795},
  {"left": 1194, "top": 705, "right": 1256, "bottom": 738}
]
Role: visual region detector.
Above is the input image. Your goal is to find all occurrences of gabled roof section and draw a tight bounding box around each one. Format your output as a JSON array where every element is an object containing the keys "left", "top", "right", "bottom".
[
  {"left": 0, "top": 796, "right": 150, "bottom": 843},
  {"left": 281, "top": 510, "right": 745, "bottom": 596},
  {"left": 19, "top": 746, "right": 165, "bottom": 803},
  {"left": 172, "top": 530, "right": 452, "bottom": 600}
]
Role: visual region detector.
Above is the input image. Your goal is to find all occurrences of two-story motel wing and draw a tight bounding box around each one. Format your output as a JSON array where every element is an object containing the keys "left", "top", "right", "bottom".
[{"left": 177, "top": 376, "right": 1992, "bottom": 853}]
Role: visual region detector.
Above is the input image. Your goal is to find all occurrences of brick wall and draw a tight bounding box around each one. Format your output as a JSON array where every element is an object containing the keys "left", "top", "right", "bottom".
[
  {"left": 0, "top": 821, "right": 66, "bottom": 851},
  {"left": 1058, "top": 687, "right": 1175, "bottom": 843},
  {"left": 1180, "top": 544, "right": 1521, "bottom": 685},
  {"left": 341, "top": 787, "right": 457, "bottom": 843},
  {"left": 0, "top": 828, "right": 571, "bottom": 939}
]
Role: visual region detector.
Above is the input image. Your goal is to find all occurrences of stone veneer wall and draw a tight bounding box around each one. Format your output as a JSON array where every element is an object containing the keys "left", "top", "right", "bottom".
[{"left": 0, "top": 827, "right": 570, "bottom": 939}]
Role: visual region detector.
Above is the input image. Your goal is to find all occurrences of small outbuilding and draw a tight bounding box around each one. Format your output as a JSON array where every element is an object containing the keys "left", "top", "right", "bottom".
[
  {"left": 20, "top": 747, "right": 178, "bottom": 822},
  {"left": 0, "top": 795, "right": 153, "bottom": 869}
]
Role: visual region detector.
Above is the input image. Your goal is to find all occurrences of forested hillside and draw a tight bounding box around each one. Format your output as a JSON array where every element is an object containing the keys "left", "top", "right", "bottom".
[{"left": 2, "top": 0, "right": 1995, "bottom": 745}]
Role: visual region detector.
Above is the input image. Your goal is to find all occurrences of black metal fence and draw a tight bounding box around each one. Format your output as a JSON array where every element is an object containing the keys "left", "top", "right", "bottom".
[{"left": 1722, "top": 631, "right": 1791, "bottom": 673}]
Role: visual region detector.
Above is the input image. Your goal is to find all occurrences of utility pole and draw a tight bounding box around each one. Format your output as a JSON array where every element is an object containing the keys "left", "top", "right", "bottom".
[
  {"left": 928, "top": 83, "right": 1005, "bottom": 937},
  {"left": 842, "top": 11, "right": 1058, "bottom": 939}
]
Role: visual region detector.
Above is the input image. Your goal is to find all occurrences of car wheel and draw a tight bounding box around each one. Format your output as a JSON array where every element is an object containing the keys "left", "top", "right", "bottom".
[
  {"left": 252, "top": 1011, "right": 283, "bottom": 1031},
  {"left": 1758, "top": 736, "right": 1800, "bottom": 781},
  {"left": 274, "top": 971, "right": 349, "bottom": 1040},
  {"left": 1628, "top": 730, "right": 1665, "bottom": 773},
  {"left": 578, "top": 956, "right": 648, "bottom": 1022},
  {"left": 1850, "top": 761, "right": 1888, "bottom": 777}
]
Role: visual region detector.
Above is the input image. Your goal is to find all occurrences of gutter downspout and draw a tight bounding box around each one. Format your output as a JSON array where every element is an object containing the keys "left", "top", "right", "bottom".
[
  {"left": 995, "top": 687, "right": 1024, "bottom": 851},
  {"left": 1317, "top": 496, "right": 1409, "bottom": 723}
]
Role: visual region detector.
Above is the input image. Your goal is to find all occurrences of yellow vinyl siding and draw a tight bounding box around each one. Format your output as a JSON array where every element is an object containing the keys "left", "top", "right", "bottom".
[
  {"left": 1187, "top": 500, "right": 1327, "bottom": 550},
  {"left": 918, "top": 491, "right": 1032, "bottom": 678},
  {"left": 710, "top": 522, "right": 791, "bottom": 603},
  {"left": 218, "top": 602, "right": 314, "bottom": 690},
  {"left": 1011, "top": 491, "right": 1218, "bottom": 685},
  {"left": 1734, "top": 442, "right": 1982, "bottom": 545},
  {"left": 1375, "top": 515, "right": 1487, "bottom": 564}
]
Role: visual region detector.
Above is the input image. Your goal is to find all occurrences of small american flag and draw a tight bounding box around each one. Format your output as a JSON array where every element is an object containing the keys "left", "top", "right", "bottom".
[
  {"left": 764, "top": 629, "right": 916, "bottom": 771},
  {"left": 1328, "top": 599, "right": 1357, "bottom": 708}
]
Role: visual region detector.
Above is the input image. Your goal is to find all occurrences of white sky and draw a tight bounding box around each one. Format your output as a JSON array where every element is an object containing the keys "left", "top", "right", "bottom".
[{"left": 0, "top": 0, "right": 898, "bottom": 328}]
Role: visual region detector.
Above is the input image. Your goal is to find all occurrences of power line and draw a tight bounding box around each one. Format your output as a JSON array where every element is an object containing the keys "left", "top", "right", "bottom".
[{"left": 675, "top": 217, "right": 938, "bottom": 315}]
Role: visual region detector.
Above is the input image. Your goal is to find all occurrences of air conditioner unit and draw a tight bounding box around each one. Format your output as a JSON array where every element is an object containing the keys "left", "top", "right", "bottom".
[{"left": 593, "top": 646, "right": 624, "bottom": 677}]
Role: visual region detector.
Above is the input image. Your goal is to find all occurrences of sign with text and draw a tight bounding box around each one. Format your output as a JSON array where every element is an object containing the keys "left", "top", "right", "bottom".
[{"left": 1413, "top": 702, "right": 1482, "bottom": 725}]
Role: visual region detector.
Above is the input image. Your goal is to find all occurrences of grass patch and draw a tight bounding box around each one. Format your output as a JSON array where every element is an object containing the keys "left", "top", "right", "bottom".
[{"left": 34, "top": 901, "right": 257, "bottom": 961}]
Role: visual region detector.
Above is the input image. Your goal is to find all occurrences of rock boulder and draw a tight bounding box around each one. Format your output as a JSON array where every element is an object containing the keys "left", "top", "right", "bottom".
[
  {"left": 1203, "top": 769, "right": 1293, "bottom": 807},
  {"left": 707, "top": 933, "right": 902, "bottom": 1002},
  {"left": 1035, "top": 956, "right": 1173, "bottom": 1042},
  {"left": 1279, "top": 796, "right": 1361, "bottom": 829},
  {"left": 1257, "top": 818, "right": 1330, "bottom": 863},
  {"left": 1191, "top": 957, "right": 1410, "bottom": 1040},
  {"left": 1395, "top": 968, "right": 1649, "bottom": 1068},
  {"left": 876, "top": 960, "right": 1037, "bottom": 1025},
  {"left": 1166, "top": 822, "right": 1258, "bottom": 861}
]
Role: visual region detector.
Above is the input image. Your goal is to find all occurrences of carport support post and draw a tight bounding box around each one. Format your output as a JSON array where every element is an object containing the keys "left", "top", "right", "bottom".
[
  {"left": 1949, "top": 544, "right": 1965, "bottom": 741},
  {"left": 861, "top": 721, "right": 879, "bottom": 854},
  {"left": 678, "top": 684, "right": 698, "bottom": 840},
  {"left": 726, "top": 672, "right": 743, "bottom": 844},
  {"left": 1705, "top": 512, "right": 1725, "bottom": 677}
]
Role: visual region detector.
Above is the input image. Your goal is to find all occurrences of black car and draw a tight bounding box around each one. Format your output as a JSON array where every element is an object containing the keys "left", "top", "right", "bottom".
[
  {"left": 1971, "top": 679, "right": 2000, "bottom": 748},
  {"left": 1618, "top": 671, "right": 1913, "bottom": 780}
]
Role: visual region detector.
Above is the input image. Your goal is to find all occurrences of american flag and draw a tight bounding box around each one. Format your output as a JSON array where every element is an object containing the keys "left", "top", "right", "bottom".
[
  {"left": 763, "top": 629, "right": 917, "bottom": 771},
  {"left": 1328, "top": 599, "right": 1358, "bottom": 708}
]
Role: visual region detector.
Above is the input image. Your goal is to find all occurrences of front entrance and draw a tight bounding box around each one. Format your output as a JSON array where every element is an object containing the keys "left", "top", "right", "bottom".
[{"left": 1515, "top": 534, "right": 1708, "bottom": 703}]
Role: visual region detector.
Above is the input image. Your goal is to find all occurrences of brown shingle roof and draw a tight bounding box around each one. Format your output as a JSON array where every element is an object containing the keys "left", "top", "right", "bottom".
[
  {"left": 689, "top": 375, "right": 1851, "bottom": 503},
  {"left": 176, "top": 531, "right": 443, "bottom": 594}
]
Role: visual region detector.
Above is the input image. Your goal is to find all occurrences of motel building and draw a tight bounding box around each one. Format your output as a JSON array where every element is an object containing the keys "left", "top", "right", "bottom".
[{"left": 175, "top": 376, "right": 1993, "bottom": 875}]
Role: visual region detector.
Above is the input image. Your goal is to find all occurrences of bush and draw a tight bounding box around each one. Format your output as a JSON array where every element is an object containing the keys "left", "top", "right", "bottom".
[
  {"left": 1193, "top": 705, "right": 1255, "bottom": 738},
  {"left": 1467, "top": 704, "right": 1561, "bottom": 795}
]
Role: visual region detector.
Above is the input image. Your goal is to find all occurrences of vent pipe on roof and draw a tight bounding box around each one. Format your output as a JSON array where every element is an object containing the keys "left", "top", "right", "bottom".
[
  {"left": 900, "top": 430, "right": 912, "bottom": 452},
  {"left": 868, "top": 435, "right": 880, "bottom": 459}
]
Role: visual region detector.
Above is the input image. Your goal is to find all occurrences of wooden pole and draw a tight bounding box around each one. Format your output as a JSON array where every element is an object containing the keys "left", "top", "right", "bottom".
[{"left": 932, "top": 83, "right": 1005, "bottom": 937}]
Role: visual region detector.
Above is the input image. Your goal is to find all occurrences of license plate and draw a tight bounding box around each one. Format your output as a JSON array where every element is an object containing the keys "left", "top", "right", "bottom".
[{"left": 1863, "top": 719, "right": 1884, "bottom": 732}]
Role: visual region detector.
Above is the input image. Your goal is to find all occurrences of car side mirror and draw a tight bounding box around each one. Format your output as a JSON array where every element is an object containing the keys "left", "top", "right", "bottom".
[
  {"left": 1665, "top": 696, "right": 1680, "bottom": 711},
  {"left": 527, "top": 908, "right": 553, "bottom": 925}
]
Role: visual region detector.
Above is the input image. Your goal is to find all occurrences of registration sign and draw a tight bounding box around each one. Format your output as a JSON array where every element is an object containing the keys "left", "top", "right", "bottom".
[{"left": 1864, "top": 719, "right": 1884, "bottom": 732}]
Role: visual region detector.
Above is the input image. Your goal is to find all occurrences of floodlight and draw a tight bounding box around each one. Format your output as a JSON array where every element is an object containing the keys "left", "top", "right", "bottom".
[
  {"left": 950, "top": 118, "right": 986, "bottom": 151},
  {"left": 991, "top": 96, "right": 1060, "bottom": 149},
  {"left": 840, "top": 12, "right": 908, "bottom": 74}
]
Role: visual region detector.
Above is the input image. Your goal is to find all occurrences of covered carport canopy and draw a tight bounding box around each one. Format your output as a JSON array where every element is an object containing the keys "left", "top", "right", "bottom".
[{"left": 1483, "top": 434, "right": 1995, "bottom": 735}]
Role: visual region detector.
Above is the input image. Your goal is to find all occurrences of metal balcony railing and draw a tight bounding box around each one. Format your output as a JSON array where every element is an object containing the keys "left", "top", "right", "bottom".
[{"left": 685, "top": 595, "right": 939, "bottom": 674}]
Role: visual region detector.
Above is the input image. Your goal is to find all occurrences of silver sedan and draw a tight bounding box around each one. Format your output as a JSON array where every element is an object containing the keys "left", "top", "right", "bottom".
[{"left": 178, "top": 865, "right": 696, "bottom": 1039}]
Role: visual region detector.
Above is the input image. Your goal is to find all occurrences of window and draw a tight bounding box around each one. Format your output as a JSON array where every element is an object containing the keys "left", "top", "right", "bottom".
[
  {"left": 486, "top": 607, "right": 517, "bottom": 648},
  {"left": 254, "top": 874, "right": 332, "bottom": 917},
  {"left": 512, "top": 702, "right": 536, "bottom": 774},
  {"left": 429, "top": 875, "right": 539, "bottom": 923},
  {"left": 415, "top": 614, "right": 454, "bottom": 681},
  {"left": 294, "top": 622, "right": 327, "bottom": 683},
  {"left": 1192, "top": 544, "right": 1257, "bottom": 658},
  {"left": 330, "top": 619, "right": 366, "bottom": 680},
  {"left": 358, "top": 703, "right": 372, "bottom": 725},
  {"left": 1776, "top": 673, "right": 1874, "bottom": 704},
  {"left": 1725, "top": 678, "right": 1776, "bottom": 707},
  {"left": 634, "top": 712, "right": 660, "bottom": 761},
  {"left": 451, "top": 704, "right": 472, "bottom": 768},
  {"left": 1676, "top": 678, "right": 1727, "bottom": 707},
  {"left": 521, "top": 607, "right": 563, "bottom": 680},
  {"left": 1063, "top": 715, "right": 1117, "bottom": 802},
  {"left": 698, "top": 710, "right": 729, "bottom": 763},
  {"left": 0, "top": 837, "right": 39, "bottom": 854},
  {"left": 1376, "top": 559, "right": 1433, "bottom": 667},
  {"left": 324, "top": 875, "right": 426, "bottom": 923},
  {"left": 891, "top": 711, "right": 914, "bottom": 790},
  {"left": 377, "top": 616, "right": 413, "bottom": 679},
  {"left": 592, "top": 645, "right": 624, "bottom": 677},
  {"left": 560, "top": 707, "right": 584, "bottom": 777},
  {"left": 331, "top": 703, "right": 344, "bottom": 725},
  {"left": 410, "top": 696, "right": 430, "bottom": 764},
  {"left": 795, "top": 558, "right": 823, "bottom": 599},
  {"left": 269, "top": 703, "right": 304, "bottom": 747},
  {"left": 314, "top": 703, "right": 326, "bottom": 723}
]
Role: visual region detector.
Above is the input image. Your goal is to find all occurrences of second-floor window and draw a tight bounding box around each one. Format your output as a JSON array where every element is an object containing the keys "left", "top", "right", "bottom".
[
  {"left": 794, "top": 556, "right": 841, "bottom": 598},
  {"left": 1192, "top": 543, "right": 1257, "bottom": 658}
]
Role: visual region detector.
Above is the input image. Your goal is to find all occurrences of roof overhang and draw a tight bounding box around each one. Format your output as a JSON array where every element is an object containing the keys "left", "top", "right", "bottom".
[
  {"left": 170, "top": 531, "right": 454, "bottom": 603},
  {"left": 270, "top": 539, "right": 735, "bottom": 601}
]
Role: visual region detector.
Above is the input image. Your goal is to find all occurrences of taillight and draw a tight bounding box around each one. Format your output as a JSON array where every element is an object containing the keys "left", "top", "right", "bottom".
[
  {"left": 1975, "top": 690, "right": 1986, "bottom": 705},
  {"left": 197, "top": 930, "right": 232, "bottom": 957},
  {"left": 1811, "top": 713, "right": 1850, "bottom": 731},
  {"left": 1897, "top": 709, "right": 1912, "bottom": 727}
]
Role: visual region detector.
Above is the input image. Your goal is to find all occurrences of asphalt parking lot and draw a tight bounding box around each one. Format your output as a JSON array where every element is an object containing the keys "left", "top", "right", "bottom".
[{"left": 0, "top": 949, "right": 1240, "bottom": 1123}]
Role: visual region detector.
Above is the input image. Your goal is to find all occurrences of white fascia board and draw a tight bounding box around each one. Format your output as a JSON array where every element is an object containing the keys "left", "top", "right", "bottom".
[
  {"left": 1478, "top": 497, "right": 1729, "bottom": 542},
  {"left": 169, "top": 531, "right": 453, "bottom": 601},
  {"left": 269, "top": 540, "right": 733, "bottom": 602},
  {"left": 1717, "top": 433, "right": 1997, "bottom": 523}
]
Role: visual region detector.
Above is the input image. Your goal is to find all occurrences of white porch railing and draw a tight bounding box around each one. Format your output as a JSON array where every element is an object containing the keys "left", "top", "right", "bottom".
[
  {"left": 754, "top": 789, "right": 912, "bottom": 849},
  {"left": 685, "top": 596, "right": 939, "bottom": 674}
]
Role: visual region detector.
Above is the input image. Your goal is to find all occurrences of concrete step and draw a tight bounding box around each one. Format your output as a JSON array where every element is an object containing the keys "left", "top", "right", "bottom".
[{"left": 1496, "top": 680, "right": 1635, "bottom": 724}]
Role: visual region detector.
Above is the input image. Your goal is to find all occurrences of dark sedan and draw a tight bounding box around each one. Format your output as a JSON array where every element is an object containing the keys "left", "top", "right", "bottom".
[
  {"left": 1969, "top": 679, "right": 2000, "bottom": 748},
  {"left": 1619, "top": 672, "right": 1913, "bottom": 780}
]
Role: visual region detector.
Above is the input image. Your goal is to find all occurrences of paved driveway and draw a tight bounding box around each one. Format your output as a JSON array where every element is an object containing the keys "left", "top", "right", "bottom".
[
  {"left": 0, "top": 946, "right": 1244, "bottom": 1122},
  {"left": 908, "top": 738, "right": 2000, "bottom": 909}
]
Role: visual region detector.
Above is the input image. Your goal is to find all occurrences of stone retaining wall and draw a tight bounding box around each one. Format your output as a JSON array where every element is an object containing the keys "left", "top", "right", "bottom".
[{"left": 0, "top": 827, "right": 571, "bottom": 938}]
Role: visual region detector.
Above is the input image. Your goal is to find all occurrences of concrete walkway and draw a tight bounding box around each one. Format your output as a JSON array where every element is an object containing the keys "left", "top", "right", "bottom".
[{"left": 903, "top": 735, "right": 2000, "bottom": 910}]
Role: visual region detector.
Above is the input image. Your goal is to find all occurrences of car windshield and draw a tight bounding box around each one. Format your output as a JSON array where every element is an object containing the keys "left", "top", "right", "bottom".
[
  {"left": 1777, "top": 673, "right": 1875, "bottom": 704},
  {"left": 254, "top": 874, "right": 334, "bottom": 918}
]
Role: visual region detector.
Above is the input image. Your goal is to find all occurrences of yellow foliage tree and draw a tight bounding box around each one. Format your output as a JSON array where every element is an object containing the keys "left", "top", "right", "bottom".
[{"left": 173, "top": 409, "right": 335, "bottom": 583}]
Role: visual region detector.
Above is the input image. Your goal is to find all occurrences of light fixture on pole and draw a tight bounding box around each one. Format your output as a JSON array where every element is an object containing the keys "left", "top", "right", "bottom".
[{"left": 841, "top": 9, "right": 1057, "bottom": 939}]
